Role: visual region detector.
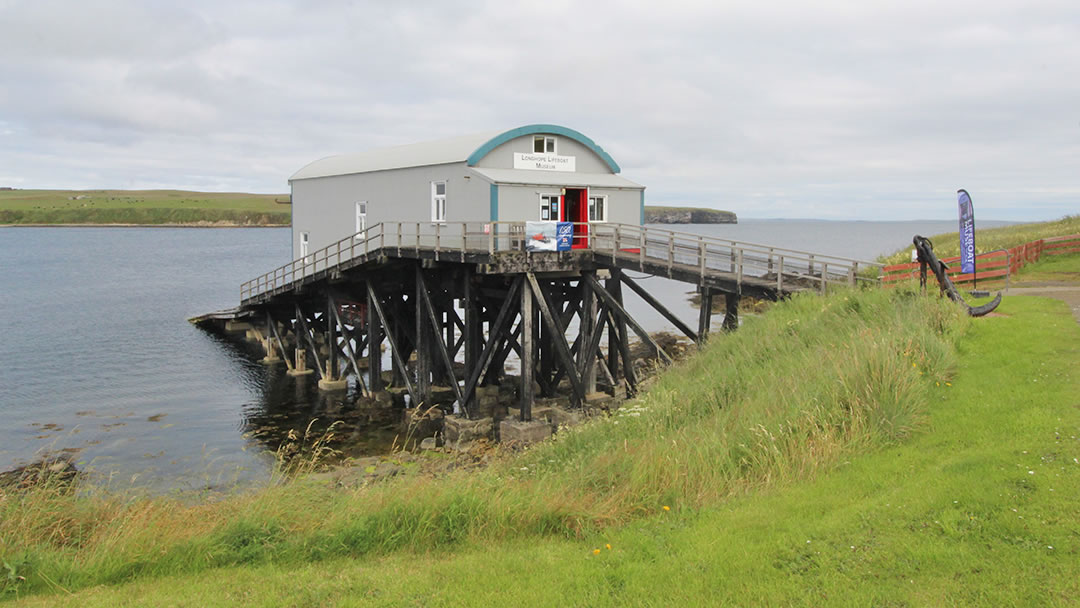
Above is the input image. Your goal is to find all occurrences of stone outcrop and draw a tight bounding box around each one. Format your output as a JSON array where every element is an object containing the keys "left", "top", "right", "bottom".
[{"left": 644, "top": 206, "right": 737, "bottom": 224}]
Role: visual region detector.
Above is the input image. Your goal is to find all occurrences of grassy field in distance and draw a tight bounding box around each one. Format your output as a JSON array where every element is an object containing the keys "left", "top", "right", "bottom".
[{"left": 0, "top": 189, "right": 290, "bottom": 226}]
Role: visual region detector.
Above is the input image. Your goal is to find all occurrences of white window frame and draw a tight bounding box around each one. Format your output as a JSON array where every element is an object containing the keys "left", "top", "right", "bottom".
[
  {"left": 354, "top": 201, "right": 367, "bottom": 240},
  {"left": 539, "top": 193, "right": 560, "bottom": 221},
  {"left": 587, "top": 194, "right": 608, "bottom": 222},
  {"left": 431, "top": 181, "right": 447, "bottom": 222},
  {"left": 533, "top": 135, "right": 557, "bottom": 154},
  {"left": 299, "top": 231, "right": 310, "bottom": 261}
]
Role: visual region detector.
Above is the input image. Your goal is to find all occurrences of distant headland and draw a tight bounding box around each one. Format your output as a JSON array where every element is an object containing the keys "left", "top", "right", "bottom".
[
  {"left": 644, "top": 206, "right": 737, "bottom": 224},
  {"left": 0, "top": 189, "right": 290, "bottom": 226}
]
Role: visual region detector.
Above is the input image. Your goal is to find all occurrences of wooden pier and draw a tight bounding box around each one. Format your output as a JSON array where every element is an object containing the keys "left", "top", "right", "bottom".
[{"left": 199, "top": 221, "right": 879, "bottom": 442}]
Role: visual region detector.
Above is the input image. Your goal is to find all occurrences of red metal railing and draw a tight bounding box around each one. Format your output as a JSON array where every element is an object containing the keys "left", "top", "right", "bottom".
[{"left": 880, "top": 234, "right": 1080, "bottom": 286}]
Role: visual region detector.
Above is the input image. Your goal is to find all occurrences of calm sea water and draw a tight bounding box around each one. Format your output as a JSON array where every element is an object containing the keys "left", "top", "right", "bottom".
[{"left": 0, "top": 219, "right": 1011, "bottom": 491}]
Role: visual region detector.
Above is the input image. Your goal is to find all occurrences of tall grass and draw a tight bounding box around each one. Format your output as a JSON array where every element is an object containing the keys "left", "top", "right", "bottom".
[
  {"left": 0, "top": 287, "right": 966, "bottom": 600},
  {"left": 879, "top": 215, "right": 1080, "bottom": 266}
]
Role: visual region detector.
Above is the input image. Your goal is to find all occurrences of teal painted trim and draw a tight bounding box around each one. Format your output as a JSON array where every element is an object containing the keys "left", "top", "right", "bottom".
[
  {"left": 639, "top": 190, "right": 645, "bottom": 225},
  {"left": 489, "top": 184, "right": 499, "bottom": 222},
  {"left": 466, "top": 124, "right": 621, "bottom": 173}
]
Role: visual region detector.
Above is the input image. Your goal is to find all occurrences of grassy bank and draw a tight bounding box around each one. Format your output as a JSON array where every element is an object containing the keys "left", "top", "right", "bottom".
[
  {"left": 0, "top": 189, "right": 289, "bottom": 226},
  {"left": 879, "top": 214, "right": 1080, "bottom": 265},
  {"left": 15, "top": 269, "right": 1079, "bottom": 606},
  {"left": 2, "top": 286, "right": 967, "bottom": 602}
]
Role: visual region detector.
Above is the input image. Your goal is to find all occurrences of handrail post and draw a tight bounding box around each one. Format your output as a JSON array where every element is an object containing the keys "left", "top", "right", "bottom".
[
  {"left": 820, "top": 262, "right": 829, "bottom": 294},
  {"left": 397, "top": 222, "right": 402, "bottom": 256},
  {"left": 808, "top": 254, "right": 815, "bottom": 276},
  {"left": 488, "top": 223, "right": 495, "bottom": 255},
  {"left": 639, "top": 229, "right": 645, "bottom": 268},
  {"left": 435, "top": 222, "right": 441, "bottom": 261},
  {"left": 777, "top": 255, "right": 784, "bottom": 291},
  {"left": 736, "top": 249, "right": 744, "bottom": 286},
  {"left": 698, "top": 238, "right": 706, "bottom": 284},
  {"left": 768, "top": 247, "right": 774, "bottom": 272},
  {"left": 461, "top": 223, "right": 467, "bottom": 262},
  {"left": 415, "top": 222, "right": 420, "bottom": 255},
  {"left": 613, "top": 224, "right": 620, "bottom": 263}
]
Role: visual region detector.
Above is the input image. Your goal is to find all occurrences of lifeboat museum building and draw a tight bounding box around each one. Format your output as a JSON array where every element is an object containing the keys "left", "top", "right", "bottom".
[{"left": 288, "top": 124, "right": 645, "bottom": 258}]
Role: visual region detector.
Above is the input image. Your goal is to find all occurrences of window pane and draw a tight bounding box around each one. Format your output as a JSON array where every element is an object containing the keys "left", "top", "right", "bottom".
[
  {"left": 534, "top": 137, "right": 544, "bottom": 153},
  {"left": 435, "top": 182, "right": 446, "bottom": 195},
  {"left": 545, "top": 137, "right": 555, "bottom": 153}
]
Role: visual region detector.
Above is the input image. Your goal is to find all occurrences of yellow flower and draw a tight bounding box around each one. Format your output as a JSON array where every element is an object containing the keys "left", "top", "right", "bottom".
[
  {"left": 606, "top": 544, "right": 612, "bottom": 550},
  {"left": 593, "top": 549, "right": 601, "bottom": 555},
  {"left": 946, "top": 382, "right": 952, "bottom": 387},
  {"left": 912, "top": 362, "right": 917, "bottom": 368},
  {"left": 662, "top": 505, "right": 671, "bottom": 511}
]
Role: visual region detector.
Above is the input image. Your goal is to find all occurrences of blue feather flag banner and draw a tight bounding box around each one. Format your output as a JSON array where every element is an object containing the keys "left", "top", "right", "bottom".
[{"left": 957, "top": 189, "right": 976, "bottom": 274}]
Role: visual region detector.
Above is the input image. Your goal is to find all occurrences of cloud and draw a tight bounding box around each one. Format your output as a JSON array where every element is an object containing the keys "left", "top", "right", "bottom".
[{"left": 0, "top": 0, "right": 1077, "bottom": 220}]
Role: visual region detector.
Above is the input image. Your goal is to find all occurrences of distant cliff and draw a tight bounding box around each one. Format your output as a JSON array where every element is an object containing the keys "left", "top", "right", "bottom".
[{"left": 644, "top": 206, "right": 737, "bottom": 224}]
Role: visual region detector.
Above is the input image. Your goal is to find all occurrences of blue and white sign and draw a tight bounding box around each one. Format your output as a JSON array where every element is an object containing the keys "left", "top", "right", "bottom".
[
  {"left": 957, "top": 189, "right": 975, "bottom": 274},
  {"left": 556, "top": 222, "right": 573, "bottom": 251}
]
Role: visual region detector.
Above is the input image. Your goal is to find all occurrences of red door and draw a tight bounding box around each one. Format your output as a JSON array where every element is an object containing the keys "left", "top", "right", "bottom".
[{"left": 568, "top": 188, "right": 588, "bottom": 248}]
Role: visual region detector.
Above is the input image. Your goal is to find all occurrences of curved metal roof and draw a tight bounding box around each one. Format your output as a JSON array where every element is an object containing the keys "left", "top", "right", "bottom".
[{"left": 289, "top": 124, "right": 621, "bottom": 181}]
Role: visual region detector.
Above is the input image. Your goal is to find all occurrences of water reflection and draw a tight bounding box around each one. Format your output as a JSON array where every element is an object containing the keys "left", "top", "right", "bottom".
[{"left": 216, "top": 335, "right": 402, "bottom": 463}]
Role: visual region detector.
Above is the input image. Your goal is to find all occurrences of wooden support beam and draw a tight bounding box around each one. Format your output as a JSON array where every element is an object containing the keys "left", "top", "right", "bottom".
[
  {"left": 698, "top": 287, "right": 713, "bottom": 345},
  {"left": 621, "top": 273, "right": 698, "bottom": 343},
  {"left": 416, "top": 268, "right": 467, "bottom": 415},
  {"left": 366, "top": 283, "right": 416, "bottom": 404},
  {"left": 460, "top": 276, "right": 522, "bottom": 412},
  {"left": 520, "top": 275, "right": 535, "bottom": 420},
  {"left": 326, "top": 296, "right": 338, "bottom": 379},
  {"left": 463, "top": 268, "right": 480, "bottom": 409},
  {"left": 414, "top": 272, "right": 431, "bottom": 404},
  {"left": 582, "top": 273, "right": 672, "bottom": 365},
  {"left": 604, "top": 305, "right": 637, "bottom": 396},
  {"left": 606, "top": 272, "right": 622, "bottom": 382},
  {"left": 329, "top": 296, "right": 369, "bottom": 396},
  {"left": 723, "top": 292, "right": 740, "bottom": 332},
  {"left": 578, "top": 300, "right": 608, "bottom": 381},
  {"left": 266, "top": 311, "right": 294, "bottom": 372},
  {"left": 579, "top": 273, "right": 598, "bottom": 395},
  {"left": 294, "top": 302, "right": 325, "bottom": 379},
  {"left": 366, "top": 284, "right": 383, "bottom": 391},
  {"left": 526, "top": 273, "right": 584, "bottom": 407},
  {"left": 595, "top": 348, "right": 616, "bottom": 388}
]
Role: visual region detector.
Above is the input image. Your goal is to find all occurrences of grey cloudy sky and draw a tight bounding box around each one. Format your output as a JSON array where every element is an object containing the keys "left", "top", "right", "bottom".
[{"left": 1, "top": 0, "right": 1077, "bottom": 220}]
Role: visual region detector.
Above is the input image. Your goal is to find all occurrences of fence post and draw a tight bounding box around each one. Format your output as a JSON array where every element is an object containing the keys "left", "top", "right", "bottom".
[
  {"left": 777, "top": 255, "right": 784, "bottom": 291},
  {"left": 820, "top": 262, "right": 829, "bottom": 294}
]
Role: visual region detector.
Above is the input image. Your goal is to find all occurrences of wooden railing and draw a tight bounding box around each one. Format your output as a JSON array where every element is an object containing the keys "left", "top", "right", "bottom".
[
  {"left": 880, "top": 234, "right": 1080, "bottom": 287},
  {"left": 241, "top": 221, "right": 882, "bottom": 302}
]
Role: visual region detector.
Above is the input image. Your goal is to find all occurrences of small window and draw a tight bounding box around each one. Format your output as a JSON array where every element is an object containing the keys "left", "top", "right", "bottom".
[
  {"left": 533, "top": 136, "right": 556, "bottom": 154},
  {"left": 300, "top": 231, "right": 310, "bottom": 260},
  {"left": 431, "top": 181, "right": 446, "bottom": 222},
  {"left": 588, "top": 195, "right": 607, "bottom": 222},
  {"left": 539, "top": 193, "right": 560, "bottom": 221},
  {"left": 354, "top": 201, "right": 367, "bottom": 239}
]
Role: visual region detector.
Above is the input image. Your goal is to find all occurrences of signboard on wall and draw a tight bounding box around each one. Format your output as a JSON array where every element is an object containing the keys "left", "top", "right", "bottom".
[{"left": 514, "top": 152, "right": 576, "bottom": 172}]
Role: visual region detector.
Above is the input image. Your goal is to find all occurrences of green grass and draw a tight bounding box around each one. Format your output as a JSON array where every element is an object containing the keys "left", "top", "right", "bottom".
[
  {"left": 0, "top": 189, "right": 290, "bottom": 225},
  {"left": 880, "top": 215, "right": 1080, "bottom": 266},
  {"left": 18, "top": 289, "right": 1078, "bottom": 607},
  {"left": 5, "top": 269, "right": 1079, "bottom": 605}
]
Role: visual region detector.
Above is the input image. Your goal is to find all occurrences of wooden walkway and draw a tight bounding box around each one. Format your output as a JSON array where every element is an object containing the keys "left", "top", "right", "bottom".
[
  {"left": 241, "top": 221, "right": 880, "bottom": 305},
  {"left": 216, "top": 222, "right": 882, "bottom": 428}
]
